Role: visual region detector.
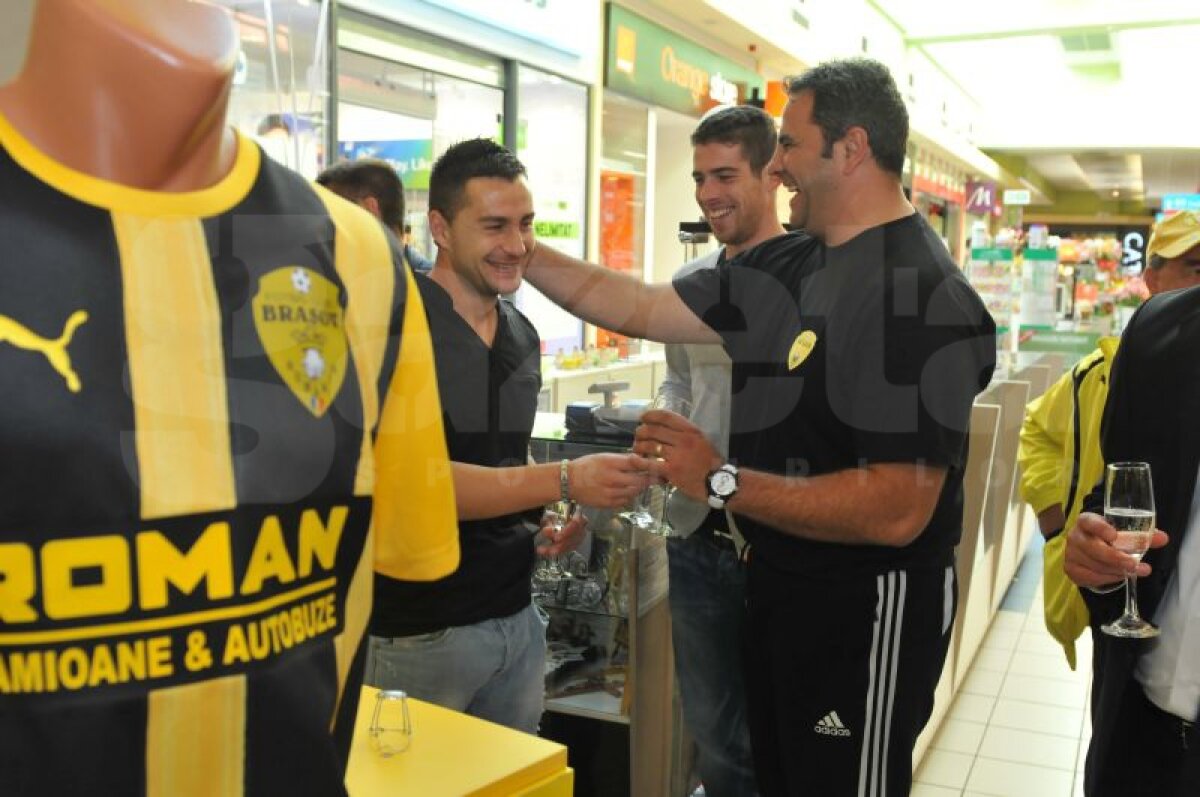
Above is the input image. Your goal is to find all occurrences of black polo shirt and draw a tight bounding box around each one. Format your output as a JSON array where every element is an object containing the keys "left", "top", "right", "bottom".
[
  {"left": 372, "top": 273, "right": 543, "bottom": 636},
  {"left": 675, "top": 217, "right": 996, "bottom": 576}
]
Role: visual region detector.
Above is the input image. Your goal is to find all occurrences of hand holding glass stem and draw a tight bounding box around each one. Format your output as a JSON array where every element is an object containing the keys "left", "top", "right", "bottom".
[
  {"left": 1100, "top": 461, "right": 1160, "bottom": 638},
  {"left": 619, "top": 391, "right": 693, "bottom": 537}
]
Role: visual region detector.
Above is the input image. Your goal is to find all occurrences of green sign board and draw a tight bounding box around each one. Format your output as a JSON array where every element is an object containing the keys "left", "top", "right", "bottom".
[
  {"left": 1018, "top": 329, "right": 1101, "bottom": 359},
  {"left": 605, "top": 4, "right": 764, "bottom": 117},
  {"left": 534, "top": 220, "right": 581, "bottom": 239},
  {"left": 969, "top": 247, "right": 1014, "bottom": 262}
]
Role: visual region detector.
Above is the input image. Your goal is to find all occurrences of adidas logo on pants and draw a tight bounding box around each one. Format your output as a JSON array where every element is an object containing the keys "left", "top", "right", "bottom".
[{"left": 814, "top": 711, "right": 852, "bottom": 737}]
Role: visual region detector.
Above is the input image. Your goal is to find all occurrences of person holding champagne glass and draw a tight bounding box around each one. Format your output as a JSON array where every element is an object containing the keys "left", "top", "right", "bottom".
[
  {"left": 1064, "top": 282, "right": 1200, "bottom": 795},
  {"left": 365, "top": 139, "right": 648, "bottom": 734},
  {"left": 1019, "top": 209, "right": 1200, "bottom": 667},
  {"left": 521, "top": 59, "right": 996, "bottom": 797}
]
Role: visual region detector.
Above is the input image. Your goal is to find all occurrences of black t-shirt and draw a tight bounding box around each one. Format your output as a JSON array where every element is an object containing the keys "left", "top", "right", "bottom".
[
  {"left": 675, "top": 218, "right": 996, "bottom": 575},
  {"left": 372, "top": 274, "right": 543, "bottom": 636}
]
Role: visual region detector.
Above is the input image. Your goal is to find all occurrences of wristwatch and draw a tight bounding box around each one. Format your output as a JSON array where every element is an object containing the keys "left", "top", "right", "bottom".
[{"left": 706, "top": 463, "right": 740, "bottom": 509}]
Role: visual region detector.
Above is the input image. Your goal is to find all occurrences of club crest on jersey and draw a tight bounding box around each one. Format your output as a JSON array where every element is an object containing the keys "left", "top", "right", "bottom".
[
  {"left": 252, "top": 267, "right": 347, "bottom": 417},
  {"left": 787, "top": 329, "right": 817, "bottom": 371}
]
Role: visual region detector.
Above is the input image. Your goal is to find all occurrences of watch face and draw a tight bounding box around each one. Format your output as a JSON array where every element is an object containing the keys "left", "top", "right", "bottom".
[{"left": 711, "top": 470, "right": 737, "bottom": 495}]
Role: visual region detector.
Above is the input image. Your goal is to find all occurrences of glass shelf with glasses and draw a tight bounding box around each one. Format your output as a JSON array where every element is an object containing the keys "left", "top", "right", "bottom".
[
  {"left": 531, "top": 429, "right": 684, "bottom": 794},
  {"left": 534, "top": 510, "right": 633, "bottom": 618}
]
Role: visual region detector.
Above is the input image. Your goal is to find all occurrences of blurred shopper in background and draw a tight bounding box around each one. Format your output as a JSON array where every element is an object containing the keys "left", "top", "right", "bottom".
[
  {"left": 1020, "top": 209, "right": 1200, "bottom": 669},
  {"left": 1063, "top": 282, "right": 1200, "bottom": 796},
  {"left": 522, "top": 57, "right": 995, "bottom": 796},
  {"left": 660, "top": 104, "right": 785, "bottom": 797},
  {"left": 318, "top": 158, "right": 433, "bottom": 272}
]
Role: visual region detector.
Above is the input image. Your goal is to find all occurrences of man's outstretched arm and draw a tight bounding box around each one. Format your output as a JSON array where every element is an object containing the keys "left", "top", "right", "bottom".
[{"left": 524, "top": 242, "right": 719, "bottom": 344}]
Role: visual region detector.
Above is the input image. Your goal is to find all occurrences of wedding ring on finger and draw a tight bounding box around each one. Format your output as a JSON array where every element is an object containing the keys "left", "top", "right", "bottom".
[{"left": 655, "top": 443, "right": 663, "bottom": 456}]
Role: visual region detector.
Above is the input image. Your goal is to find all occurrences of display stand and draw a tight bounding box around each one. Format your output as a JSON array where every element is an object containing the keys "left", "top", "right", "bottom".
[
  {"left": 912, "top": 354, "right": 1067, "bottom": 768},
  {"left": 530, "top": 434, "right": 683, "bottom": 797},
  {"left": 966, "top": 247, "right": 1017, "bottom": 350},
  {"left": 1019, "top": 247, "right": 1060, "bottom": 331}
]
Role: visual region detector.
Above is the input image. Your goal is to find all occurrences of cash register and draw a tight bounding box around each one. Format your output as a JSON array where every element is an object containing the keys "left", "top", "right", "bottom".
[{"left": 563, "top": 381, "right": 647, "bottom": 447}]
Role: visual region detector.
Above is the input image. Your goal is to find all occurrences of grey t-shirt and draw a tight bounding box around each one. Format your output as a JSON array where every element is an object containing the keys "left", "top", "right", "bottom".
[{"left": 660, "top": 248, "right": 731, "bottom": 537}]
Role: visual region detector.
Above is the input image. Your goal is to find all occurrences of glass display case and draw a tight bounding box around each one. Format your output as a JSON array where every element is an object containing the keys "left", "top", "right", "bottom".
[
  {"left": 536, "top": 510, "right": 668, "bottom": 719},
  {"left": 530, "top": 436, "right": 684, "bottom": 797}
]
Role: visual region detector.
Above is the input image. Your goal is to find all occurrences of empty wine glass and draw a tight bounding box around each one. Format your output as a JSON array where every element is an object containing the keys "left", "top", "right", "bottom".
[
  {"left": 646, "top": 391, "right": 692, "bottom": 537},
  {"left": 561, "top": 551, "right": 590, "bottom": 578},
  {"left": 1100, "top": 461, "right": 1159, "bottom": 638},
  {"left": 369, "top": 689, "right": 412, "bottom": 757},
  {"left": 533, "top": 500, "right": 576, "bottom": 584},
  {"left": 617, "top": 442, "right": 658, "bottom": 533}
]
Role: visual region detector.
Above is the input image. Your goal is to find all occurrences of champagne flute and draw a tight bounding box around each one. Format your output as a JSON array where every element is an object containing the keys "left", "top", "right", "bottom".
[
  {"left": 618, "top": 421, "right": 658, "bottom": 532},
  {"left": 1100, "top": 461, "right": 1160, "bottom": 638},
  {"left": 646, "top": 392, "right": 692, "bottom": 537},
  {"left": 534, "top": 500, "right": 576, "bottom": 585}
]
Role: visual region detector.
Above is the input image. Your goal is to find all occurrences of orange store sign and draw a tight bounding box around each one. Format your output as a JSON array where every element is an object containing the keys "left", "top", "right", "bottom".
[{"left": 606, "top": 4, "right": 761, "bottom": 117}]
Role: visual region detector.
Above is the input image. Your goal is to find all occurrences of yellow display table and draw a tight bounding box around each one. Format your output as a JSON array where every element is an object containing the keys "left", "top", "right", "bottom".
[{"left": 346, "top": 687, "right": 573, "bottom": 796}]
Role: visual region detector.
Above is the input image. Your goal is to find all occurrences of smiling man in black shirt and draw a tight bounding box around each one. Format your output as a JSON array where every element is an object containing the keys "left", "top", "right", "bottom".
[
  {"left": 366, "top": 138, "right": 647, "bottom": 734},
  {"left": 523, "top": 60, "right": 995, "bottom": 795}
]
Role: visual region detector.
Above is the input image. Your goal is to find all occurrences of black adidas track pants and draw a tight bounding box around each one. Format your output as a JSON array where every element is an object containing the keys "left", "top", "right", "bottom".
[{"left": 742, "top": 554, "right": 957, "bottom": 796}]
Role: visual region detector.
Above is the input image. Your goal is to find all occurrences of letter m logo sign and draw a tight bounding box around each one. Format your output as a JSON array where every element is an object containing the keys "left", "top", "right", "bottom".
[{"left": 965, "top": 181, "right": 997, "bottom": 215}]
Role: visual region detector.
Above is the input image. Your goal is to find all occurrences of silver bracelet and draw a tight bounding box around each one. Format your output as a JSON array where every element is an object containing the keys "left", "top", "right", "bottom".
[{"left": 559, "top": 459, "right": 570, "bottom": 503}]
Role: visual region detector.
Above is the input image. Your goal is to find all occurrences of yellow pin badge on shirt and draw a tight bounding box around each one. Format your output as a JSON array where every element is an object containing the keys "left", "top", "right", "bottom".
[
  {"left": 787, "top": 330, "right": 817, "bottom": 371},
  {"left": 252, "top": 266, "right": 348, "bottom": 417}
]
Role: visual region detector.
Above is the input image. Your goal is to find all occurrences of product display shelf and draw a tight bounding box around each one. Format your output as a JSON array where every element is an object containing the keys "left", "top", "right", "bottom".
[
  {"left": 530, "top": 430, "right": 683, "bottom": 797},
  {"left": 911, "top": 354, "right": 1066, "bottom": 769}
]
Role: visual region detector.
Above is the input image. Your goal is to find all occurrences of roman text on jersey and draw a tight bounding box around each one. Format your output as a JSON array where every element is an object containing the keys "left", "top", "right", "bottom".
[{"left": 0, "top": 499, "right": 368, "bottom": 697}]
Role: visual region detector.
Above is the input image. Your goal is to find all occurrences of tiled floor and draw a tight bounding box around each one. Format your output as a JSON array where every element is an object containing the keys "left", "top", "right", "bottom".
[{"left": 913, "top": 538, "right": 1093, "bottom": 797}]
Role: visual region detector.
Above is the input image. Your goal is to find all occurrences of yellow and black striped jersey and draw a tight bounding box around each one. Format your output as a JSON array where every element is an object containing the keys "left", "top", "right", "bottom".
[{"left": 0, "top": 114, "right": 459, "bottom": 796}]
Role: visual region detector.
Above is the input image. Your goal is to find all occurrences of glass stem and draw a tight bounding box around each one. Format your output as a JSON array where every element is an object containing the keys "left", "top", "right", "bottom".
[{"left": 1124, "top": 574, "right": 1142, "bottom": 621}]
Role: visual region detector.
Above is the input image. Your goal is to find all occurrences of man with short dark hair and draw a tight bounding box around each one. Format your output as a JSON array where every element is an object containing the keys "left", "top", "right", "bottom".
[
  {"left": 661, "top": 104, "right": 784, "bottom": 797},
  {"left": 522, "top": 58, "right": 995, "bottom": 795},
  {"left": 365, "top": 138, "right": 647, "bottom": 733},
  {"left": 316, "top": 158, "right": 433, "bottom": 272}
]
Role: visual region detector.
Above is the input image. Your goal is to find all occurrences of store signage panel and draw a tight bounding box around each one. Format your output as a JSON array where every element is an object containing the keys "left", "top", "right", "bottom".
[
  {"left": 965, "top": 180, "right": 999, "bottom": 216},
  {"left": 912, "top": 174, "right": 965, "bottom": 205},
  {"left": 1048, "top": 224, "right": 1151, "bottom": 273},
  {"left": 338, "top": 139, "right": 433, "bottom": 190},
  {"left": 342, "top": 0, "right": 596, "bottom": 82},
  {"left": 1018, "top": 329, "right": 1102, "bottom": 359},
  {"left": 1162, "top": 193, "right": 1200, "bottom": 213},
  {"left": 1002, "top": 188, "right": 1031, "bottom": 206},
  {"left": 605, "top": 5, "right": 764, "bottom": 117},
  {"left": 405, "top": 0, "right": 583, "bottom": 56}
]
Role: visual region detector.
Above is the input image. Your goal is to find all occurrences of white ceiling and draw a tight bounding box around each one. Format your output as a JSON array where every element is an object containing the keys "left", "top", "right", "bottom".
[
  {"left": 639, "top": 0, "right": 1200, "bottom": 204},
  {"left": 872, "top": 0, "right": 1200, "bottom": 203}
]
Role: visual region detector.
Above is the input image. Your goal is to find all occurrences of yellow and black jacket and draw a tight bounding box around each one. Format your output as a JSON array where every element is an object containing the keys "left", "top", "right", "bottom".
[
  {"left": 0, "top": 115, "right": 458, "bottom": 796},
  {"left": 1018, "top": 337, "right": 1117, "bottom": 667}
]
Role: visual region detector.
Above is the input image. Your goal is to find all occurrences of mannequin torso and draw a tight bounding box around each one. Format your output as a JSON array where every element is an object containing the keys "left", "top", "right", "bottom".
[{"left": 0, "top": 0, "right": 237, "bottom": 191}]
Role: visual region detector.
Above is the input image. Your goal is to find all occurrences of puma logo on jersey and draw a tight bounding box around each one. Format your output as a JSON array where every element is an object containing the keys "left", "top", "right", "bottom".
[{"left": 0, "top": 310, "right": 88, "bottom": 392}]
